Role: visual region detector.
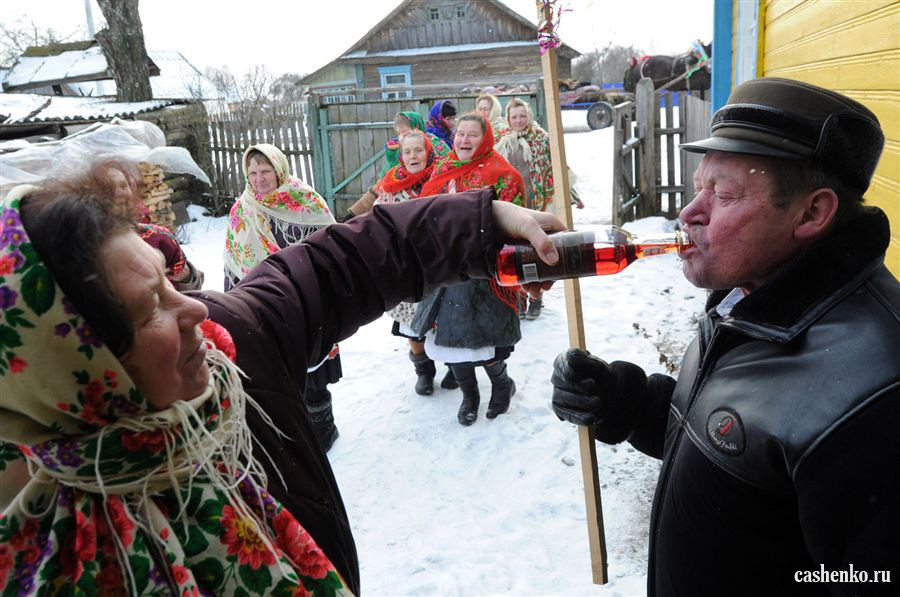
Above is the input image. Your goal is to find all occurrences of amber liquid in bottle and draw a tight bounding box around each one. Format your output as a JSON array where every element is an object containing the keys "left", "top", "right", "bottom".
[{"left": 495, "top": 228, "right": 692, "bottom": 286}]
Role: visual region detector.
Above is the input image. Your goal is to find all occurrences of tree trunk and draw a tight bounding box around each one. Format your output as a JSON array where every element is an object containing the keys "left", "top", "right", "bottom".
[{"left": 95, "top": 0, "right": 153, "bottom": 102}]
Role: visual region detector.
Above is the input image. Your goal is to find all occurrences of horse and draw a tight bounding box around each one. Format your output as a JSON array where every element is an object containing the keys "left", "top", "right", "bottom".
[{"left": 624, "top": 40, "right": 712, "bottom": 92}]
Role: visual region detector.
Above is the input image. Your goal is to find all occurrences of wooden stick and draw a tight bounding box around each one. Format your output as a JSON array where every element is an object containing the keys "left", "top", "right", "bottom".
[{"left": 536, "top": 1, "right": 608, "bottom": 585}]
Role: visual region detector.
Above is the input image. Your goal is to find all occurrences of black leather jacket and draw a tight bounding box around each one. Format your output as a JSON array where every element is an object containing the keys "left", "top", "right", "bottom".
[{"left": 610, "top": 207, "right": 900, "bottom": 596}]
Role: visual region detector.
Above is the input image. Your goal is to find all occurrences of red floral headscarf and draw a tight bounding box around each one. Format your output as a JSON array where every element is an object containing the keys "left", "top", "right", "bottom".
[
  {"left": 420, "top": 113, "right": 525, "bottom": 201},
  {"left": 379, "top": 131, "right": 435, "bottom": 195}
]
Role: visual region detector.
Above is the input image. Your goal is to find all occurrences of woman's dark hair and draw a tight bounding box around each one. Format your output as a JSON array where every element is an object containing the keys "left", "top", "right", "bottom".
[
  {"left": 245, "top": 149, "right": 274, "bottom": 169},
  {"left": 441, "top": 100, "right": 457, "bottom": 118},
  {"left": 19, "top": 161, "right": 139, "bottom": 356}
]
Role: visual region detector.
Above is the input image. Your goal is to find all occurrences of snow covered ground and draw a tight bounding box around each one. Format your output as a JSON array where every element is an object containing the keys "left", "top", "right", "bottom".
[{"left": 179, "top": 111, "right": 708, "bottom": 596}]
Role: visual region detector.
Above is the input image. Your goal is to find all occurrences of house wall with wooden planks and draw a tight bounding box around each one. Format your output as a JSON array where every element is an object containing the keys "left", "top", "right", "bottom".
[
  {"left": 363, "top": 0, "right": 535, "bottom": 50},
  {"left": 735, "top": 0, "right": 899, "bottom": 275},
  {"left": 357, "top": 48, "right": 571, "bottom": 93}
]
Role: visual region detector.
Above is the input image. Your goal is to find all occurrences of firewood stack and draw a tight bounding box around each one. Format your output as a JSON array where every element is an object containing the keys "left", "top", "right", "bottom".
[{"left": 138, "top": 163, "right": 177, "bottom": 231}]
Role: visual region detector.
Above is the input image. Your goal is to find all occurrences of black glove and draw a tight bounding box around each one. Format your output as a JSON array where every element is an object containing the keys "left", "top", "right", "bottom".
[
  {"left": 338, "top": 211, "right": 356, "bottom": 223},
  {"left": 552, "top": 348, "right": 658, "bottom": 446},
  {"left": 551, "top": 349, "right": 616, "bottom": 427}
]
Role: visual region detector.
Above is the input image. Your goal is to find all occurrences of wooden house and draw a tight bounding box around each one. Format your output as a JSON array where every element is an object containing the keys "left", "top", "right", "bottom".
[
  {"left": 711, "top": 0, "right": 899, "bottom": 276},
  {"left": 302, "top": 0, "right": 580, "bottom": 102}
]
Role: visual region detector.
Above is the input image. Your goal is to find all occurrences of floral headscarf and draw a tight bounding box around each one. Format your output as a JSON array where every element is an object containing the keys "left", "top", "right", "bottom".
[
  {"left": 0, "top": 187, "right": 350, "bottom": 595},
  {"left": 379, "top": 111, "right": 450, "bottom": 178},
  {"left": 223, "top": 144, "right": 334, "bottom": 284},
  {"left": 378, "top": 132, "right": 435, "bottom": 196},
  {"left": 420, "top": 114, "right": 525, "bottom": 207},
  {"left": 426, "top": 100, "right": 455, "bottom": 148},
  {"left": 495, "top": 100, "right": 555, "bottom": 211}
]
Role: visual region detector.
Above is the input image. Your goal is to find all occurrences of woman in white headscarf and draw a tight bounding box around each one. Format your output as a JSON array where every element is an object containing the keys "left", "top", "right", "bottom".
[
  {"left": 224, "top": 143, "right": 342, "bottom": 451},
  {"left": 475, "top": 93, "right": 510, "bottom": 141}
]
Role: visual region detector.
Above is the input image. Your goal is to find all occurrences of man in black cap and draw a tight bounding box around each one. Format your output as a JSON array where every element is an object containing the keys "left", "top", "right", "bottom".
[{"left": 552, "top": 77, "right": 899, "bottom": 594}]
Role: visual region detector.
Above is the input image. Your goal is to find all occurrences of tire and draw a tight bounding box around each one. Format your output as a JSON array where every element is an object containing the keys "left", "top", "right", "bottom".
[{"left": 586, "top": 101, "right": 613, "bottom": 130}]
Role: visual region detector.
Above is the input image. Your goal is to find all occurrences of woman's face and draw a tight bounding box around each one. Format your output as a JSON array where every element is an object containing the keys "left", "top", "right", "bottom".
[
  {"left": 102, "top": 232, "right": 210, "bottom": 409},
  {"left": 400, "top": 136, "right": 429, "bottom": 173},
  {"left": 443, "top": 114, "right": 456, "bottom": 130},
  {"left": 509, "top": 106, "right": 529, "bottom": 132},
  {"left": 477, "top": 99, "right": 492, "bottom": 118},
  {"left": 395, "top": 121, "right": 413, "bottom": 137},
  {"left": 454, "top": 120, "right": 485, "bottom": 161},
  {"left": 247, "top": 157, "right": 278, "bottom": 195},
  {"left": 106, "top": 168, "right": 135, "bottom": 200}
]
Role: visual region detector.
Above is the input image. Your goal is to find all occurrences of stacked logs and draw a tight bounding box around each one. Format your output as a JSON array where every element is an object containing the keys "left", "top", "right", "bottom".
[{"left": 138, "top": 163, "right": 177, "bottom": 230}]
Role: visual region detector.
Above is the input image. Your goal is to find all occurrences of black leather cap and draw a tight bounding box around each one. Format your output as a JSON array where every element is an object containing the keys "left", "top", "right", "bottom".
[{"left": 680, "top": 77, "right": 885, "bottom": 194}]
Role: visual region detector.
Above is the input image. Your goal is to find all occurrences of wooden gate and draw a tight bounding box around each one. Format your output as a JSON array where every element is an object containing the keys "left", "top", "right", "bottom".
[
  {"left": 612, "top": 79, "right": 711, "bottom": 225},
  {"left": 308, "top": 89, "right": 546, "bottom": 215}
]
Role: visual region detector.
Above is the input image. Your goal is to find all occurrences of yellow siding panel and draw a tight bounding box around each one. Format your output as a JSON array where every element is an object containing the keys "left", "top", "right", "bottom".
[
  {"left": 763, "top": 50, "right": 900, "bottom": 89},
  {"left": 764, "top": 0, "right": 802, "bottom": 25},
  {"left": 766, "top": 0, "right": 894, "bottom": 36},
  {"left": 765, "top": 5, "right": 900, "bottom": 70}
]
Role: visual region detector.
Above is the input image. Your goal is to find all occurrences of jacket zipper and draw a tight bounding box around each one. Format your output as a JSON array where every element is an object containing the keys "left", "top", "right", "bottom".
[{"left": 647, "top": 317, "right": 723, "bottom": 595}]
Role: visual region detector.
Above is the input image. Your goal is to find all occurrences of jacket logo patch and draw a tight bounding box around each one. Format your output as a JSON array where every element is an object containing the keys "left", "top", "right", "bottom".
[{"left": 706, "top": 409, "right": 745, "bottom": 456}]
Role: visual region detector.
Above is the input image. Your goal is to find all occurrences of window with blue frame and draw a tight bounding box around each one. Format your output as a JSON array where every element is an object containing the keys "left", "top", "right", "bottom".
[{"left": 378, "top": 65, "right": 412, "bottom": 99}]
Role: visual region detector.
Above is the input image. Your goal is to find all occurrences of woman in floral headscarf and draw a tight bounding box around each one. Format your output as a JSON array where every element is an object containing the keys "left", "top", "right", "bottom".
[
  {"left": 0, "top": 158, "right": 562, "bottom": 595},
  {"left": 380, "top": 111, "right": 450, "bottom": 178},
  {"left": 0, "top": 179, "right": 351, "bottom": 596},
  {"left": 415, "top": 112, "right": 526, "bottom": 427},
  {"left": 342, "top": 112, "right": 450, "bottom": 221},
  {"left": 224, "top": 143, "right": 342, "bottom": 452},
  {"left": 495, "top": 98, "right": 554, "bottom": 212},
  {"left": 425, "top": 99, "right": 457, "bottom": 148},
  {"left": 372, "top": 131, "right": 453, "bottom": 396}
]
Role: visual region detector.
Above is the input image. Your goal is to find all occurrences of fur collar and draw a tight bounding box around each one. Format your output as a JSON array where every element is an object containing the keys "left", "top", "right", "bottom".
[{"left": 706, "top": 206, "right": 890, "bottom": 329}]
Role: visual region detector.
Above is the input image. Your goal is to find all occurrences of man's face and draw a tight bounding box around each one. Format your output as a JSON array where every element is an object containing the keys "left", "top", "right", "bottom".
[{"left": 679, "top": 151, "right": 808, "bottom": 292}]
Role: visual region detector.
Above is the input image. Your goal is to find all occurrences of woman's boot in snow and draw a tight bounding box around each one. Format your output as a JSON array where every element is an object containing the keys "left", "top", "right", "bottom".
[
  {"left": 440, "top": 367, "right": 458, "bottom": 390},
  {"left": 484, "top": 360, "right": 516, "bottom": 419},
  {"left": 450, "top": 364, "right": 480, "bottom": 426},
  {"left": 409, "top": 351, "right": 436, "bottom": 395},
  {"left": 305, "top": 387, "right": 339, "bottom": 452}
]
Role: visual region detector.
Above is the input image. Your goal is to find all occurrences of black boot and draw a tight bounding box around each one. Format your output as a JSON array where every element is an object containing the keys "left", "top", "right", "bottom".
[
  {"left": 409, "top": 351, "right": 436, "bottom": 395},
  {"left": 525, "top": 297, "right": 542, "bottom": 320},
  {"left": 450, "top": 364, "right": 480, "bottom": 426},
  {"left": 440, "top": 367, "right": 459, "bottom": 390},
  {"left": 305, "top": 387, "right": 339, "bottom": 452},
  {"left": 484, "top": 360, "right": 516, "bottom": 420}
]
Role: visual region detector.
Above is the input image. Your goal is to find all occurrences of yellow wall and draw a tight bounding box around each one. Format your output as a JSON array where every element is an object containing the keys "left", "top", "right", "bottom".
[{"left": 762, "top": 0, "right": 900, "bottom": 275}]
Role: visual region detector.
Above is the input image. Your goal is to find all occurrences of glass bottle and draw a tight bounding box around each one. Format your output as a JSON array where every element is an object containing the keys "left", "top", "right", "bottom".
[{"left": 495, "top": 226, "right": 692, "bottom": 286}]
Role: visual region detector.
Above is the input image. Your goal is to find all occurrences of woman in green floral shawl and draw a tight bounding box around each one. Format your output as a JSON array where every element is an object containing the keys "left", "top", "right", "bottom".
[{"left": 0, "top": 178, "right": 351, "bottom": 595}]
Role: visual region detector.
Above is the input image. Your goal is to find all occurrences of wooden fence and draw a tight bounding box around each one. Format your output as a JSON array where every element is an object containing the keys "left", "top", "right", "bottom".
[
  {"left": 205, "top": 103, "right": 315, "bottom": 211},
  {"left": 308, "top": 89, "right": 546, "bottom": 215},
  {"left": 612, "top": 79, "right": 711, "bottom": 225}
]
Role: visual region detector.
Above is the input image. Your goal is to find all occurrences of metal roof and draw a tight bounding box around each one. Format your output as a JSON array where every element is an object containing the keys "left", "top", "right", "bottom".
[{"left": 0, "top": 93, "right": 177, "bottom": 124}]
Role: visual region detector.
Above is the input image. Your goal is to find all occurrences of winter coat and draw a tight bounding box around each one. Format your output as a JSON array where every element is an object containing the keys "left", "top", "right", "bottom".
[
  {"left": 603, "top": 207, "right": 900, "bottom": 595},
  {"left": 190, "top": 189, "right": 498, "bottom": 595},
  {"left": 410, "top": 278, "right": 521, "bottom": 349}
]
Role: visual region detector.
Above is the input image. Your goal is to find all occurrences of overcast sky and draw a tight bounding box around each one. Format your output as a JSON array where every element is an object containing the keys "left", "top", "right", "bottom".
[{"left": 4, "top": 0, "right": 713, "bottom": 77}]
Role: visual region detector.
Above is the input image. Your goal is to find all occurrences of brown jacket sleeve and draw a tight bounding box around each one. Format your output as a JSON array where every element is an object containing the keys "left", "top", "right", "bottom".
[{"left": 207, "top": 187, "right": 496, "bottom": 374}]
